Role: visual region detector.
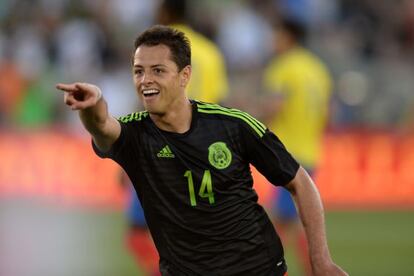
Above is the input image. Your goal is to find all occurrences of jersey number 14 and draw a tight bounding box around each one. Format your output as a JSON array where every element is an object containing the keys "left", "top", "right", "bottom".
[{"left": 184, "top": 170, "right": 215, "bottom": 206}]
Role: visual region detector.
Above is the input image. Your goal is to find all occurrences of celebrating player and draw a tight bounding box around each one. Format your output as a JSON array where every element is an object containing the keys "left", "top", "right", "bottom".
[{"left": 57, "top": 25, "right": 347, "bottom": 276}]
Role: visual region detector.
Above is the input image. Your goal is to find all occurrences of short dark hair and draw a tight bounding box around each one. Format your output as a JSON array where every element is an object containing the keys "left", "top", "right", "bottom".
[{"left": 133, "top": 25, "right": 191, "bottom": 71}]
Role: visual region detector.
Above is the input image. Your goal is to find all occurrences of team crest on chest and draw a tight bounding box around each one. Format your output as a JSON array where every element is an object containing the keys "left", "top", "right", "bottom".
[{"left": 208, "top": 142, "right": 232, "bottom": 169}]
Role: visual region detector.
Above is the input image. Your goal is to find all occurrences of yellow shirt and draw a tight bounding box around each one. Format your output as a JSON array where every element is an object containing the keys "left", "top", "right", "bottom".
[
  {"left": 172, "top": 24, "right": 228, "bottom": 103},
  {"left": 263, "top": 47, "right": 332, "bottom": 168}
]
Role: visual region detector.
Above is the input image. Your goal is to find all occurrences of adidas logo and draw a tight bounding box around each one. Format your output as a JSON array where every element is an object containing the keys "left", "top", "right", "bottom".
[{"left": 157, "top": 145, "right": 175, "bottom": 158}]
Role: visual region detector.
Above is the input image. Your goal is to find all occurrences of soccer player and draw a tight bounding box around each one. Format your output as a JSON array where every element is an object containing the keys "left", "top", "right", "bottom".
[
  {"left": 57, "top": 25, "right": 347, "bottom": 276},
  {"left": 261, "top": 17, "right": 333, "bottom": 275},
  {"left": 123, "top": 1, "right": 230, "bottom": 274}
]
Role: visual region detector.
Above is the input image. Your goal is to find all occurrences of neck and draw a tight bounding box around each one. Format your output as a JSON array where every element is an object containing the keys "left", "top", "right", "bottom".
[{"left": 150, "top": 97, "right": 192, "bottom": 133}]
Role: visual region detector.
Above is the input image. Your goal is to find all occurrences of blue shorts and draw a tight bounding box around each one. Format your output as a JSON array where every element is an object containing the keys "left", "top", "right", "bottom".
[
  {"left": 127, "top": 186, "right": 147, "bottom": 227},
  {"left": 273, "top": 186, "right": 298, "bottom": 221},
  {"left": 272, "top": 169, "right": 313, "bottom": 222}
]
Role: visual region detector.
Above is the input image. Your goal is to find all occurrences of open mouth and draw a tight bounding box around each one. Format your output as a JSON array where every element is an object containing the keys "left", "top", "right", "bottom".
[{"left": 142, "top": 89, "right": 160, "bottom": 98}]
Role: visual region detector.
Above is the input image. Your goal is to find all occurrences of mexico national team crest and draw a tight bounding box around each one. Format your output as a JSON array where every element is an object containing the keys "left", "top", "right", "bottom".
[{"left": 208, "top": 142, "right": 232, "bottom": 170}]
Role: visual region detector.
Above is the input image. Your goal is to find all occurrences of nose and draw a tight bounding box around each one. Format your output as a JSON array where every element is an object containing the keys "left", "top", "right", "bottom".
[{"left": 141, "top": 71, "right": 154, "bottom": 85}]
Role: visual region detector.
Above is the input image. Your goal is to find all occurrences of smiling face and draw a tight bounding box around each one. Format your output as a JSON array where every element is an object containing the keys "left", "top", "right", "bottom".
[{"left": 133, "top": 44, "right": 191, "bottom": 115}]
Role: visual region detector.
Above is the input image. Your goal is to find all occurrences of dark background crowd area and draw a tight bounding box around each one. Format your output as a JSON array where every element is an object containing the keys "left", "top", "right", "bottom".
[{"left": 1, "top": 0, "right": 414, "bottom": 132}]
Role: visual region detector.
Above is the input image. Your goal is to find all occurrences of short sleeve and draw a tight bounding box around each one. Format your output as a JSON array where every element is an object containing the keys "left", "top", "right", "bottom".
[
  {"left": 92, "top": 121, "right": 136, "bottom": 162},
  {"left": 242, "top": 125, "right": 299, "bottom": 186}
]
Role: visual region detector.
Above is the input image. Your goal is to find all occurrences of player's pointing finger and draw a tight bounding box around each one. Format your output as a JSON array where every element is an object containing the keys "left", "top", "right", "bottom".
[
  {"left": 56, "top": 83, "right": 79, "bottom": 92},
  {"left": 74, "top": 82, "right": 98, "bottom": 92}
]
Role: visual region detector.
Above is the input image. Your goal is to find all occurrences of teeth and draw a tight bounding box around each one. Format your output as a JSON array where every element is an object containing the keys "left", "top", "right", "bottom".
[{"left": 143, "top": 89, "right": 159, "bottom": 95}]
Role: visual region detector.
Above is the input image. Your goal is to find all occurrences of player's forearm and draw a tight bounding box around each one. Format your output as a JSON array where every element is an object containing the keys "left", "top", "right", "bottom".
[
  {"left": 79, "top": 97, "right": 110, "bottom": 134},
  {"left": 79, "top": 97, "right": 120, "bottom": 151},
  {"left": 286, "top": 167, "right": 332, "bottom": 266}
]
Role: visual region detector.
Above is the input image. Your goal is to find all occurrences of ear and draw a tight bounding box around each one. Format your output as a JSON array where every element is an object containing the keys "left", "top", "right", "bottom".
[{"left": 179, "top": 65, "right": 192, "bottom": 88}]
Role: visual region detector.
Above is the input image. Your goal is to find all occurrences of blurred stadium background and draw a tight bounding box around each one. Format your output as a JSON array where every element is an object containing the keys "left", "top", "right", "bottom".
[{"left": 1, "top": 0, "right": 414, "bottom": 275}]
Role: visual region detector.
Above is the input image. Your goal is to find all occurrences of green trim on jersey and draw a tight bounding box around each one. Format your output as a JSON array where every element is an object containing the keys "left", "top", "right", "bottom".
[
  {"left": 119, "top": 111, "right": 149, "bottom": 123},
  {"left": 197, "top": 102, "right": 266, "bottom": 137}
]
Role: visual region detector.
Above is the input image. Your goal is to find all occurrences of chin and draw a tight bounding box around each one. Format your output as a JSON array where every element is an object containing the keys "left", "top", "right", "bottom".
[{"left": 145, "top": 105, "right": 165, "bottom": 116}]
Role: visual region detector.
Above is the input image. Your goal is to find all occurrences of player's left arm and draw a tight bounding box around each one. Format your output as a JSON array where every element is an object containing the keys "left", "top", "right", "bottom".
[{"left": 284, "top": 167, "right": 348, "bottom": 276}]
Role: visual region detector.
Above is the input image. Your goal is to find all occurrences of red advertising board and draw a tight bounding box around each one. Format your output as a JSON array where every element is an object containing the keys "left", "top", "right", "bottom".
[{"left": 1, "top": 130, "right": 414, "bottom": 209}]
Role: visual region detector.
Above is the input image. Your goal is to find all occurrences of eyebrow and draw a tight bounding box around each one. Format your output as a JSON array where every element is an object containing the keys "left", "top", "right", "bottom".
[{"left": 133, "top": 64, "right": 168, "bottom": 68}]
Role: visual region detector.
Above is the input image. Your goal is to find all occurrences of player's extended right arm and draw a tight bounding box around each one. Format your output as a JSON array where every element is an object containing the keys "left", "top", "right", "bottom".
[{"left": 56, "top": 82, "right": 121, "bottom": 151}]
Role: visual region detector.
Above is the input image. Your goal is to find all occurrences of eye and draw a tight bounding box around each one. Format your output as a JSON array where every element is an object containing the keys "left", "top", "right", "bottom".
[
  {"left": 134, "top": 69, "right": 143, "bottom": 76},
  {"left": 154, "top": 68, "right": 163, "bottom": 74}
]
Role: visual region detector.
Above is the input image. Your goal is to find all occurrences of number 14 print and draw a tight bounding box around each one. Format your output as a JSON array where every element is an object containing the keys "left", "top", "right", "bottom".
[{"left": 184, "top": 170, "right": 215, "bottom": 206}]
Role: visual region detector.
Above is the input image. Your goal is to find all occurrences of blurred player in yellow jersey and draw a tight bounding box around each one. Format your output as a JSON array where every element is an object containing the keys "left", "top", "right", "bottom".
[
  {"left": 123, "top": 1, "right": 229, "bottom": 275},
  {"left": 261, "top": 17, "right": 332, "bottom": 276},
  {"left": 157, "top": 0, "right": 228, "bottom": 104}
]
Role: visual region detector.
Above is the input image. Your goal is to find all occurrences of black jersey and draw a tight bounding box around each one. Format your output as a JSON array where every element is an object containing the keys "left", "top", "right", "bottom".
[{"left": 93, "top": 101, "right": 299, "bottom": 276}]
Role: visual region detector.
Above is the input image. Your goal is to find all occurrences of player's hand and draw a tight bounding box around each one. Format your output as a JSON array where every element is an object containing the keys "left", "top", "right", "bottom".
[
  {"left": 56, "top": 82, "right": 102, "bottom": 110},
  {"left": 313, "top": 260, "right": 348, "bottom": 276}
]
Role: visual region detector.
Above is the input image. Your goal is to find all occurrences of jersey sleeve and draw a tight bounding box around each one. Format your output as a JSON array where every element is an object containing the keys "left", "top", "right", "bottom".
[
  {"left": 241, "top": 124, "right": 299, "bottom": 186},
  {"left": 92, "top": 120, "right": 137, "bottom": 164}
]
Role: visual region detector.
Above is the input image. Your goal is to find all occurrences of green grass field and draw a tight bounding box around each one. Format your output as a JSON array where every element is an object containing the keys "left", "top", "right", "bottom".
[
  {"left": 285, "top": 210, "right": 414, "bottom": 276},
  {"left": 1, "top": 200, "right": 413, "bottom": 276}
]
